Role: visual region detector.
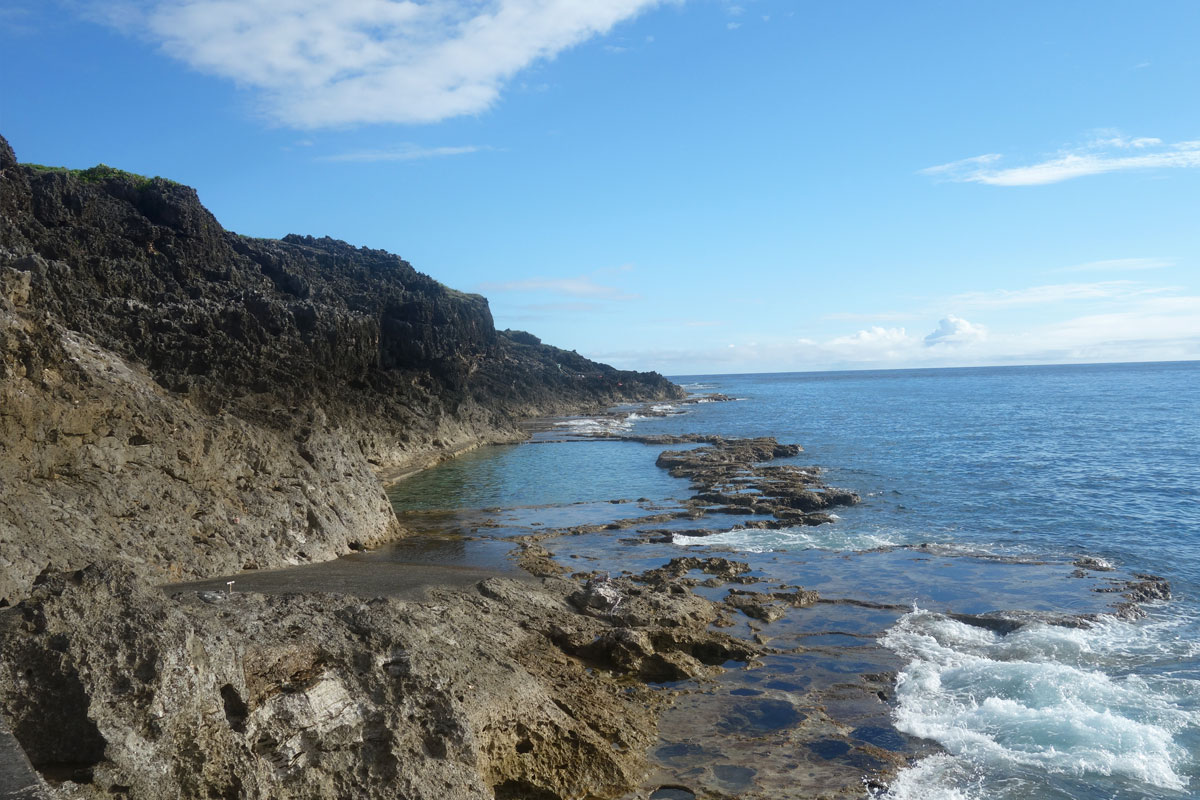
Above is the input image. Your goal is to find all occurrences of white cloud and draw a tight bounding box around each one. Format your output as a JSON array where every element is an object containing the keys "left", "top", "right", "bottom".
[
  {"left": 919, "top": 153, "right": 1002, "bottom": 177},
  {"left": 827, "top": 326, "right": 911, "bottom": 347},
  {"left": 922, "top": 134, "right": 1200, "bottom": 186},
  {"left": 924, "top": 315, "right": 986, "bottom": 346},
  {"left": 825, "top": 326, "right": 918, "bottom": 362},
  {"left": 89, "top": 0, "right": 668, "bottom": 128},
  {"left": 318, "top": 143, "right": 489, "bottom": 162}
]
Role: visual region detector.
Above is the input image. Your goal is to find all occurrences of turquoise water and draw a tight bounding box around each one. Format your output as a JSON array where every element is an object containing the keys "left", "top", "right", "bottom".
[{"left": 389, "top": 361, "right": 1200, "bottom": 799}]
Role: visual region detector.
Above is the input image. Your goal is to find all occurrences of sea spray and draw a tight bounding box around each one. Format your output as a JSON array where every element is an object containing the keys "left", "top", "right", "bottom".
[
  {"left": 672, "top": 525, "right": 899, "bottom": 553},
  {"left": 880, "top": 608, "right": 1200, "bottom": 796}
]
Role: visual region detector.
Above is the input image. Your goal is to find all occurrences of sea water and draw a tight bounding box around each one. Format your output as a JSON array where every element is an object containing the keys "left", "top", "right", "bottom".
[{"left": 389, "top": 361, "right": 1200, "bottom": 799}]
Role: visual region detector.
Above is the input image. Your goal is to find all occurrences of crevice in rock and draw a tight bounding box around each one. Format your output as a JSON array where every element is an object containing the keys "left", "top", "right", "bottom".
[
  {"left": 12, "top": 668, "right": 106, "bottom": 785},
  {"left": 220, "top": 683, "right": 248, "bottom": 733},
  {"left": 492, "top": 779, "right": 561, "bottom": 800}
]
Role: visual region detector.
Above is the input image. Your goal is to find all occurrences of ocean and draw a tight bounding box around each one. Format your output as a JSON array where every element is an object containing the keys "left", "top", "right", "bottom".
[{"left": 388, "top": 360, "right": 1200, "bottom": 799}]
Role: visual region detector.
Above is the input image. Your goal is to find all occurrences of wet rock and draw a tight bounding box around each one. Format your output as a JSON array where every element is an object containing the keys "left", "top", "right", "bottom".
[
  {"left": 568, "top": 574, "right": 624, "bottom": 613},
  {"left": 639, "top": 557, "right": 752, "bottom": 583},
  {"left": 772, "top": 588, "right": 819, "bottom": 607},
  {"left": 1127, "top": 573, "right": 1171, "bottom": 602},
  {"left": 724, "top": 587, "right": 818, "bottom": 622},
  {"left": 725, "top": 592, "right": 786, "bottom": 622},
  {"left": 1073, "top": 556, "right": 1115, "bottom": 572},
  {"left": 950, "top": 609, "right": 1094, "bottom": 634},
  {"left": 645, "top": 438, "right": 859, "bottom": 529},
  {"left": 515, "top": 543, "right": 568, "bottom": 578},
  {"left": 680, "top": 393, "right": 735, "bottom": 404}
]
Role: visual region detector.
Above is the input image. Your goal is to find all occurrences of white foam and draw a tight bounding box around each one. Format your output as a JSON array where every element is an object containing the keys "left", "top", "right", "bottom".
[
  {"left": 650, "top": 403, "right": 677, "bottom": 413},
  {"left": 880, "top": 609, "right": 1200, "bottom": 794},
  {"left": 872, "top": 754, "right": 982, "bottom": 800},
  {"left": 552, "top": 417, "right": 632, "bottom": 434},
  {"left": 671, "top": 525, "right": 897, "bottom": 553}
]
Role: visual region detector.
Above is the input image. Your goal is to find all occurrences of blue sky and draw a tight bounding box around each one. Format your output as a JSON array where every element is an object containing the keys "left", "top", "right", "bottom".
[{"left": 3, "top": 0, "right": 1199, "bottom": 374}]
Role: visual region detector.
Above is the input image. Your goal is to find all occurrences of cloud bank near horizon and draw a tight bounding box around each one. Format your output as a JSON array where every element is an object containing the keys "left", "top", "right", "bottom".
[
  {"left": 91, "top": 0, "right": 667, "bottom": 127},
  {"left": 581, "top": 291, "right": 1200, "bottom": 374}
]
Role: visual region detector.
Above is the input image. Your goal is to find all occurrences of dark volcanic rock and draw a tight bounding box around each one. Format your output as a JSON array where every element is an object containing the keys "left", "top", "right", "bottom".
[
  {"left": 0, "top": 137, "right": 15, "bottom": 172},
  {"left": 650, "top": 437, "right": 859, "bottom": 525}
]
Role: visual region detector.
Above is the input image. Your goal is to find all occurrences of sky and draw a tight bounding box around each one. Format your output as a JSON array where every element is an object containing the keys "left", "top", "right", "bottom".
[{"left": 2, "top": 0, "right": 1199, "bottom": 375}]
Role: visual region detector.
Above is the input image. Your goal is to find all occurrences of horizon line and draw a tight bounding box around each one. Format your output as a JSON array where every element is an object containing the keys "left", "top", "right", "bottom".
[{"left": 664, "top": 357, "right": 1200, "bottom": 380}]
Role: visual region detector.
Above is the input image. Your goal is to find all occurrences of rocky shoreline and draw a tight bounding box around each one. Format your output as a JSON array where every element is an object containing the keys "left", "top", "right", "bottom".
[
  {"left": 0, "top": 136, "right": 1175, "bottom": 800},
  {"left": 0, "top": 134, "right": 696, "bottom": 799}
]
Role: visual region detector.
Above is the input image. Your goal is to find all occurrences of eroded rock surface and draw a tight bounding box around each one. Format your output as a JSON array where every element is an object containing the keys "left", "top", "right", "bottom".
[
  {"left": 0, "top": 559, "right": 764, "bottom": 800},
  {"left": 656, "top": 437, "right": 860, "bottom": 524}
]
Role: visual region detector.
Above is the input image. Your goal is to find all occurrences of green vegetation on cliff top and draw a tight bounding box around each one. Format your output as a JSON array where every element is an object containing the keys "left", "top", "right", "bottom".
[{"left": 22, "top": 161, "right": 179, "bottom": 189}]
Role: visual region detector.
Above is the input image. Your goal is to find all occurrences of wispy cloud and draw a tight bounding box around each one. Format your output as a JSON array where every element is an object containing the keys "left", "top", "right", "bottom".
[
  {"left": 480, "top": 274, "right": 638, "bottom": 301},
  {"left": 948, "top": 281, "right": 1170, "bottom": 308},
  {"left": 922, "top": 134, "right": 1200, "bottom": 186},
  {"left": 0, "top": 5, "right": 36, "bottom": 35},
  {"left": 318, "top": 144, "right": 489, "bottom": 163},
  {"left": 85, "top": 0, "right": 668, "bottom": 128},
  {"left": 1055, "top": 257, "right": 1175, "bottom": 274}
]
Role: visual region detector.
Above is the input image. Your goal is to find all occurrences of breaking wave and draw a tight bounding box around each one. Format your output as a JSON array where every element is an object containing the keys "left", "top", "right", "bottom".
[
  {"left": 672, "top": 525, "right": 899, "bottom": 553},
  {"left": 878, "top": 608, "right": 1200, "bottom": 797}
]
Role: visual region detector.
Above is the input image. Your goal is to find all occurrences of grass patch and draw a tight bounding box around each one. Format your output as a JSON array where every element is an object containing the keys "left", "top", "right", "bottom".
[{"left": 22, "top": 162, "right": 179, "bottom": 189}]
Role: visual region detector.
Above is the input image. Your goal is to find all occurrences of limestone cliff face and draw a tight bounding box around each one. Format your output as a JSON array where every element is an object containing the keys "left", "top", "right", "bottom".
[{"left": 0, "top": 133, "right": 681, "bottom": 603}]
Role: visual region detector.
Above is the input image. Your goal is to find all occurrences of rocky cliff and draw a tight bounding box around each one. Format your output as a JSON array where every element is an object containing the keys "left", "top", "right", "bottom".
[
  {"left": 0, "top": 133, "right": 680, "bottom": 606},
  {"left": 0, "top": 134, "right": 718, "bottom": 800}
]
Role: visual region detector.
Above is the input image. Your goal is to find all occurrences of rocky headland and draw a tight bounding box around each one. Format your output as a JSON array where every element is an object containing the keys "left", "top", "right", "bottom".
[{"left": 0, "top": 134, "right": 723, "bottom": 799}]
